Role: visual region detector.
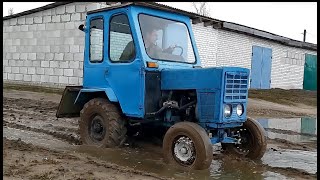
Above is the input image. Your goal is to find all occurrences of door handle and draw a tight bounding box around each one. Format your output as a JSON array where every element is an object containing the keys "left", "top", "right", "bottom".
[{"left": 104, "top": 69, "right": 109, "bottom": 77}]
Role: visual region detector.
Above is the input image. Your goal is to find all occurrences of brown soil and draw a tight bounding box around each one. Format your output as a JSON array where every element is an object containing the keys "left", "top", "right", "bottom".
[
  {"left": 249, "top": 88, "right": 317, "bottom": 107},
  {"left": 3, "top": 138, "right": 166, "bottom": 180},
  {"left": 247, "top": 98, "right": 317, "bottom": 119},
  {"left": 4, "top": 82, "right": 64, "bottom": 95},
  {"left": 2, "top": 84, "right": 317, "bottom": 179}
]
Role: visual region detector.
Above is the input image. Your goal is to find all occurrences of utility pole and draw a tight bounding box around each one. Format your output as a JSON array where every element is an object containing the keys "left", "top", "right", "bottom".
[{"left": 303, "top": 29, "right": 306, "bottom": 42}]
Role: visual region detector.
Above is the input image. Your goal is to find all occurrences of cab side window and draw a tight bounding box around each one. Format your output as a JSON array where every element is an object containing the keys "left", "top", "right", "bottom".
[
  {"left": 90, "top": 18, "right": 104, "bottom": 62},
  {"left": 109, "top": 14, "right": 135, "bottom": 62}
]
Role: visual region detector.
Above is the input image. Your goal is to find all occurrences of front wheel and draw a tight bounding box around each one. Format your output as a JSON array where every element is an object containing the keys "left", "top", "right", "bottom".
[
  {"left": 163, "top": 122, "right": 213, "bottom": 170},
  {"left": 222, "top": 117, "right": 267, "bottom": 159}
]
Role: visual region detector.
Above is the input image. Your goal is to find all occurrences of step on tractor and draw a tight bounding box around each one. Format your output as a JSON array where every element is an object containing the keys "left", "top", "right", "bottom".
[{"left": 56, "top": 2, "right": 267, "bottom": 170}]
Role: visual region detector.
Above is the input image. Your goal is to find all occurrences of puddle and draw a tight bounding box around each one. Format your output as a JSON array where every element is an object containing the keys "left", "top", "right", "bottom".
[
  {"left": 256, "top": 117, "right": 317, "bottom": 143},
  {"left": 2, "top": 126, "right": 296, "bottom": 179},
  {"left": 262, "top": 145, "right": 317, "bottom": 174},
  {"left": 3, "top": 119, "right": 317, "bottom": 179},
  {"left": 256, "top": 117, "right": 317, "bottom": 175},
  {"left": 76, "top": 144, "right": 293, "bottom": 180}
]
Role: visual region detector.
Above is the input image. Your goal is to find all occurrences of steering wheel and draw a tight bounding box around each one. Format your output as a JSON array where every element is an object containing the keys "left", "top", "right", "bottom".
[{"left": 173, "top": 45, "right": 183, "bottom": 56}]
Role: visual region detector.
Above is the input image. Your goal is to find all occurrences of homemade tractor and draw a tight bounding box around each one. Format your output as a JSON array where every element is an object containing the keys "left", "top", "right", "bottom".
[{"left": 57, "top": 2, "right": 267, "bottom": 170}]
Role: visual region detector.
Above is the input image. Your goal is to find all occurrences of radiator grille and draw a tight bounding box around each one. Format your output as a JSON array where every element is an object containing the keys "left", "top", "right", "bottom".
[
  {"left": 224, "top": 72, "right": 249, "bottom": 102},
  {"left": 199, "top": 92, "right": 215, "bottom": 121}
]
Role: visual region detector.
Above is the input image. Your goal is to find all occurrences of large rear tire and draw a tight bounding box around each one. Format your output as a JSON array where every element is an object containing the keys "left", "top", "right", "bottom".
[
  {"left": 163, "top": 122, "right": 213, "bottom": 170},
  {"left": 79, "top": 98, "right": 127, "bottom": 148},
  {"left": 222, "top": 117, "right": 267, "bottom": 159}
]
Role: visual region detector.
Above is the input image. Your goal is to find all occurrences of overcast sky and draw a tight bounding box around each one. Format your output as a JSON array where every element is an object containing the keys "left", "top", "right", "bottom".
[{"left": 3, "top": 2, "right": 317, "bottom": 44}]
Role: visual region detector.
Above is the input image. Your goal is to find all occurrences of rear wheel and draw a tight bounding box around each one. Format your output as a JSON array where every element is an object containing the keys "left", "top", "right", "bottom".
[
  {"left": 79, "top": 98, "right": 127, "bottom": 148},
  {"left": 163, "top": 122, "right": 213, "bottom": 170},
  {"left": 222, "top": 117, "right": 267, "bottom": 159}
]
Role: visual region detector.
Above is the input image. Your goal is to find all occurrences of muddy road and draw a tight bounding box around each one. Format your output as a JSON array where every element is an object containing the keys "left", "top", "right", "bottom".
[{"left": 3, "top": 89, "right": 317, "bottom": 180}]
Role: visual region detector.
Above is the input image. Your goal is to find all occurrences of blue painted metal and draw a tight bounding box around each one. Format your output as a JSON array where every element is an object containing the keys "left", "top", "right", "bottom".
[
  {"left": 251, "top": 46, "right": 262, "bottom": 88},
  {"left": 84, "top": 7, "right": 145, "bottom": 117},
  {"left": 220, "top": 137, "right": 238, "bottom": 143},
  {"left": 210, "top": 137, "right": 220, "bottom": 144},
  {"left": 204, "top": 122, "right": 244, "bottom": 129},
  {"left": 251, "top": 46, "right": 272, "bottom": 89},
  {"left": 74, "top": 88, "right": 118, "bottom": 104},
  {"left": 161, "top": 67, "right": 249, "bottom": 127},
  {"left": 82, "top": 5, "right": 202, "bottom": 118},
  {"left": 72, "top": 4, "right": 252, "bottom": 145},
  {"left": 261, "top": 47, "right": 272, "bottom": 89}
]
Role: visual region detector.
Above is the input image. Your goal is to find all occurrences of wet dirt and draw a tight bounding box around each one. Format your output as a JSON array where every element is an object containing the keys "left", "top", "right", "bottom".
[
  {"left": 247, "top": 99, "right": 317, "bottom": 119},
  {"left": 3, "top": 137, "right": 163, "bottom": 180},
  {"left": 3, "top": 89, "right": 317, "bottom": 179},
  {"left": 248, "top": 89, "right": 317, "bottom": 107}
]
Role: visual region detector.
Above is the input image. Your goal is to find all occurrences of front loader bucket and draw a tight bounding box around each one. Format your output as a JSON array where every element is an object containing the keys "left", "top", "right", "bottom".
[{"left": 56, "top": 86, "right": 83, "bottom": 118}]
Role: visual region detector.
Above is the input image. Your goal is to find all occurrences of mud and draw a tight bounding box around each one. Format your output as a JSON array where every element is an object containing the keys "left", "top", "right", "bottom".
[
  {"left": 248, "top": 88, "right": 317, "bottom": 107},
  {"left": 3, "top": 88, "right": 317, "bottom": 179},
  {"left": 247, "top": 99, "right": 317, "bottom": 119},
  {"left": 3, "top": 138, "right": 164, "bottom": 180}
]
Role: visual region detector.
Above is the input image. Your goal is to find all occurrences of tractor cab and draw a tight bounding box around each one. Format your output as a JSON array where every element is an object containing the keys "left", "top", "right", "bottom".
[{"left": 56, "top": 2, "right": 267, "bottom": 170}]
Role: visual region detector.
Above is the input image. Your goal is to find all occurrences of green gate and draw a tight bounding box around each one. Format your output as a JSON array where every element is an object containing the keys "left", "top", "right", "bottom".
[{"left": 303, "top": 54, "right": 317, "bottom": 90}]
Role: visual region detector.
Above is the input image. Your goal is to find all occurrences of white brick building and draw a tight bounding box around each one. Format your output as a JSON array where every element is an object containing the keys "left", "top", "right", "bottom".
[{"left": 3, "top": 2, "right": 317, "bottom": 89}]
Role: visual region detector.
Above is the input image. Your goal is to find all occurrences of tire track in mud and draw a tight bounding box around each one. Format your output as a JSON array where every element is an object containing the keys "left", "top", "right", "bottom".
[
  {"left": 4, "top": 97, "right": 59, "bottom": 111},
  {"left": 3, "top": 95, "right": 317, "bottom": 179},
  {"left": 3, "top": 109, "right": 79, "bottom": 134},
  {"left": 3, "top": 137, "right": 168, "bottom": 180},
  {"left": 3, "top": 120, "right": 81, "bottom": 145},
  {"left": 268, "top": 137, "right": 316, "bottom": 151}
]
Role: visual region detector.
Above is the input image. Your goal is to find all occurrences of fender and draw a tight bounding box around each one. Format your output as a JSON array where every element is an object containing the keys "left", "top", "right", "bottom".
[
  {"left": 56, "top": 86, "right": 118, "bottom": 118},
  {"left": 74, "top": 88, "right": 118, "bottom": 104}
]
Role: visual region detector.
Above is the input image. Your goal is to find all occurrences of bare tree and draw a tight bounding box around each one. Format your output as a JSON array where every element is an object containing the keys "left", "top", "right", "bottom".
[
  {"left": 192, "top": 2, "right": 210, "bottom": 16},
  {"left": 8, "top": 8, "right": 14, "bottom": 15}
]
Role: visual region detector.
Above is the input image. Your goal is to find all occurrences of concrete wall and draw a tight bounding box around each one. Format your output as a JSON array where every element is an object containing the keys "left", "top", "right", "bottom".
[
  {"left": 191, "top": 23, "right": 317, "bottom": 89},
  {"left": 3, "top": 2, "right": 110, "bottom": 87},
  {"left": 3, "top": 2, "right": 317, "bottom": 89},
  {"left": 109, "top": 31, "right": 133, "bottom": 61},
  {"left": 192, "top": 22, "right": 218, "bottom": 68},
  {"left": 90, "top": 28, "right": 103, "bottom": 61}
]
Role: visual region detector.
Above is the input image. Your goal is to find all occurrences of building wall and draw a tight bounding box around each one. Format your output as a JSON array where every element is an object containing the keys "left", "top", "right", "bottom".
[
  {"left": 192, "top": 22, "right": 218, "bottom": 67},
  {"left": 191, "top": 23, "right": 317, "bottom": 89},
  {"left": 3, "top": 2, "right": 110, "bottom": 87},
  {"left": 90, "top": 28, "right": 103, "bottom": 61},
  {"left": 109, "top": 31, "right": 133, "bottom": 61},
  {"left": 3, "top": 3, "right": 317, "bottom": 89}
]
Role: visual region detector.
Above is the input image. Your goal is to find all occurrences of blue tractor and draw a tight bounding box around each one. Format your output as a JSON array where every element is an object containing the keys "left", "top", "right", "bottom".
[{"left": 56, "top": 2, "right": 267, "bottom": 170}]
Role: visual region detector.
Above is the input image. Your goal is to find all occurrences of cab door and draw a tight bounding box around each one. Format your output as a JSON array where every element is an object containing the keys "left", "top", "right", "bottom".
[
  {"left": 84, "top": 9, "right": 144, "bottom": 118},
  {"left": 106, "top": 9, "right": 145, "bottom": 117}
]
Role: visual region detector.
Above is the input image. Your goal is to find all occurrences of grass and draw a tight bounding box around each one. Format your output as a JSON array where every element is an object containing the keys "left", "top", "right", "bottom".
[{"left": 249, "top": 88, "right": 317, "bottom": 107}]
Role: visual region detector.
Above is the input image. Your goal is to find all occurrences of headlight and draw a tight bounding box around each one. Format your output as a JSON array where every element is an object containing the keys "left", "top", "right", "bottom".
[
  {"left": 236, "top": 104, "right": 244, "bottom": 116},
  {"left": 224, "top": 104, "right": 232, "bottom": 117}
]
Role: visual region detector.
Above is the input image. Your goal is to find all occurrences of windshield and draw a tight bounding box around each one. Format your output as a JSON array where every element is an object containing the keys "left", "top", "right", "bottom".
[{"left": 138, "top": 14, "right": 196, "bottom": 63}]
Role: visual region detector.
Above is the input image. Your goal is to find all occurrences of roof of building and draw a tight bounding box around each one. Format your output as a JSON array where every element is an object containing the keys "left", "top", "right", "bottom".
[{"left": 3, "top": 2, "right": 317, "bottom": 51}]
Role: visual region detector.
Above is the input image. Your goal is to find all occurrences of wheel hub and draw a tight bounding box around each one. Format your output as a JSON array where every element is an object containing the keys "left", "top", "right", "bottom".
[
  {"left": 90, "top": 115, "right": 105, "bottom": 141},
  {"left": 93, "top": 122, "right": 102, "bottom": 132},
  {"left": 173, "top": 136, "right": 196, "bottom": 165}
]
